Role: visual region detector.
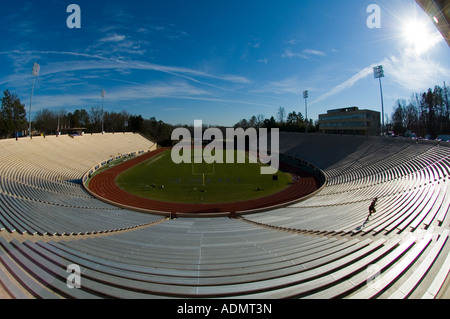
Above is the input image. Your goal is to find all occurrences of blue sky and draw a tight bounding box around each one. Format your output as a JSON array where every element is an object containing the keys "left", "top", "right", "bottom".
[{"left": 1, "top": 0, "right": 449, "bottom": 127}]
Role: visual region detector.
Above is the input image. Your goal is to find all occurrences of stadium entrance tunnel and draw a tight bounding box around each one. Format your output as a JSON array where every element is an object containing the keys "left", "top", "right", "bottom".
[{"left": 83, "top": 148, "right": 326, "bottom": 218}]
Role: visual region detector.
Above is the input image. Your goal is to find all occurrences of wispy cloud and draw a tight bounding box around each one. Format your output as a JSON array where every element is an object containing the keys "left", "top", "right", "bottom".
[
  {"left": 303, "top": 49, "right": 326, "bottom": 57},
  {"left": 251, "top": 76, "right": 302, "bottom": 96},
  {"left": 384, "top": 53, "right": 449, "bottom": 93},
  {"left": 311, "top": 43, "right": 449, "bottom": 106},
  {"left": 258, "top": 58, "right": 268, "bottom": 65},
  {"left": 286, "top": 39, "right": 298, "bottom": 45},
  {"left": 282, "top": 48, "right": 326, "bottom": 59},
  {"left": 92, "top": 32, "right": 149, "bottom": 56},
  {"left": 0, "top": 50, "right": 110, "bottom": 62},
  {"left": 311, "top": 63, "right": 380, "bottom": 105},
  {"left": 0, "top": 50, "right": 251, "bottom": 86},
  {"left": 99, "top": 34, "right": 126, "bottom": 43},
  {"left": 0, "top": 50, "right": 111, "bottom": 86},
  {"left": 0, "top": 50, "right": 258, "bottom": 115},
  {"left": 104, "top": 81, "right": 209, "bottom": 101},
  {"left": 30, "top": 81, "right": 277, "bottom": 114},
  {"left": 248, "top": 40, "right": 261, "bottom": 49},
  {"left": 282, "top": 49, "right": 307, "bottom": 59},
  {"left": 29, "top": 79, "right": 210, "bottom": 111}
]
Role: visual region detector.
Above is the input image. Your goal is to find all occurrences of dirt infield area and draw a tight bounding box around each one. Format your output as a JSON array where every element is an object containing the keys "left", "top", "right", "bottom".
[{"left": 87, "top": 148, "right": 320, "bottom": 216}]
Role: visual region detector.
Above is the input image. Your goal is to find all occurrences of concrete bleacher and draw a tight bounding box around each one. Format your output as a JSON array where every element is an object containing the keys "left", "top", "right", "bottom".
[
  {"left": 0, "top": 133, "right": 449, "bottom": 299},
  {"left": 246, "top": 135, "right": 449, "bottom": 234},
  {"left": 0, "top": 133, "right": 162, "bottom": 236}
]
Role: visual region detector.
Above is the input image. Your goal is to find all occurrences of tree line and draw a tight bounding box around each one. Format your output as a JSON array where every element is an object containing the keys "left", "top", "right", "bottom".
[
  {"left": 0, "top": 90, "right": 174, "bottom": 145},
  {"left": 1, "top": 88, "right": 317, "bottom": 146},
  {"left": 33, "top": 106, "right": 175, "bottom": 146},
  {"left": 390, "top": 83, "right": 450, "bottom": 139},
  {"left": 3, "top": 82, "right": 448, "bottom": 144},
  {"left": 233, "top": 107, "right": 317, "bottom": 133}
]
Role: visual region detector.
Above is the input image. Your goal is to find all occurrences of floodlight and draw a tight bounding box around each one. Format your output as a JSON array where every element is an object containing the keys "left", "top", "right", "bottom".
[
  {"left": 101, "top": 90, "right": 106, "bottom": 133},
  {"left": 29, "top": 63, "right": 40, "bottom": 138},
  {"left": 303, "top": 91, "right": 309, "bottom": 134},
  {"left": 373, "top": 65, "right": 384, "bottom": 79},
  {"left": 373, "top": 65, "right": 385, "bottom": 136},
  {"left": 32, "top": 62, "right": 40, "bottom": 76}
]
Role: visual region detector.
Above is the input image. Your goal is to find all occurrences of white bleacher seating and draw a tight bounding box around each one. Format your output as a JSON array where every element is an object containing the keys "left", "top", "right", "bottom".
[{"left": 0, "top": 133, "right": 449, "bottom": 299}]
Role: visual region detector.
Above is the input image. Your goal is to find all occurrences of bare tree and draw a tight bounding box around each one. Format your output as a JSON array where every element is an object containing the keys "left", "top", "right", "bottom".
[
  {"left": 277, "top": 106, "right": 286, "bottom": 124},
  {"left": 89, "top": 106, "right": 103, "bottom": 133}
]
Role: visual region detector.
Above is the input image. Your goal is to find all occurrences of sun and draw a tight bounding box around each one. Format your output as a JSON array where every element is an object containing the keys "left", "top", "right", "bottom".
[
  {"left": 402, "top": 16, "right": 442, "bottom": 55},
  {"left": 403, "top": 19, "right": 428, "bottom": 45}
]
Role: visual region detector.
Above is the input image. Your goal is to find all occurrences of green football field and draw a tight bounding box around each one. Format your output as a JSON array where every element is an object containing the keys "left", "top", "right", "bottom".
[{"left": 116, "top": 149, "right": 293, "bottom": 204}]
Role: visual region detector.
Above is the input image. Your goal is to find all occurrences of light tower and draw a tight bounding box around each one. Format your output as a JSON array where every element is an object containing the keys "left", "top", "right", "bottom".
[
  {"left": 29, "top": 62, "right": 40, "bottom": 139},
  {"left": 101, "top": 89, "right": 106, "bottom": 134},
  {"left": 303, "top": 90, "right": 309, "bottom": 134},
  {"left": 373, "top": 65, "right": 385, "bottom": 136}
]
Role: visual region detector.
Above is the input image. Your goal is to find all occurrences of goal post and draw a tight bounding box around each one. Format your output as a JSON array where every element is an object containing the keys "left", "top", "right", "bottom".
[{"left": 191, "top": 152, "right": 215, "bottom": 186}]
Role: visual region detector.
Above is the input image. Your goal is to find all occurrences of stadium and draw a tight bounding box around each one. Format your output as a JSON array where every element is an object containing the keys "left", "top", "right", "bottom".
[{"left": 0, "top": 132, "right": 449, "bottom": 299}]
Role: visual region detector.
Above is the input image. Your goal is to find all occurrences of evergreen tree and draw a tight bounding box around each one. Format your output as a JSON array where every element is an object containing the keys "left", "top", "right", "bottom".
[
  {"left": 1, "top": 90, "right": 27, "bottom": 139},
  {"left": 392, "top": 100, "right": 406, "bottom": 134}
]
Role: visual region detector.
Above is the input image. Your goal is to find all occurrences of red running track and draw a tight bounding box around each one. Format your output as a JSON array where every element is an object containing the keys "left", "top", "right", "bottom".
[{"left": 88, "top": 148, "right": 320, "bottom": 216}]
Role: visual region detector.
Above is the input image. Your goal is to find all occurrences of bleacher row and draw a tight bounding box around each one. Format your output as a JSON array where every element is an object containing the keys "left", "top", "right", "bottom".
[
  {"left": 0, "top": 134, "right": 162, "bottom": 236},
  {"left": 246, "top": 135, "right": 449, "bottom": 234},
  {"left": 0, "top": 133, "right": 449, "bottom": 299}
]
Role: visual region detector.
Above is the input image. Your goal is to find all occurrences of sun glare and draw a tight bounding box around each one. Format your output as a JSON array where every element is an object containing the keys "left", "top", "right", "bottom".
[{"left": 402, "top": 17, "right": 441, "bottom": 55}]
